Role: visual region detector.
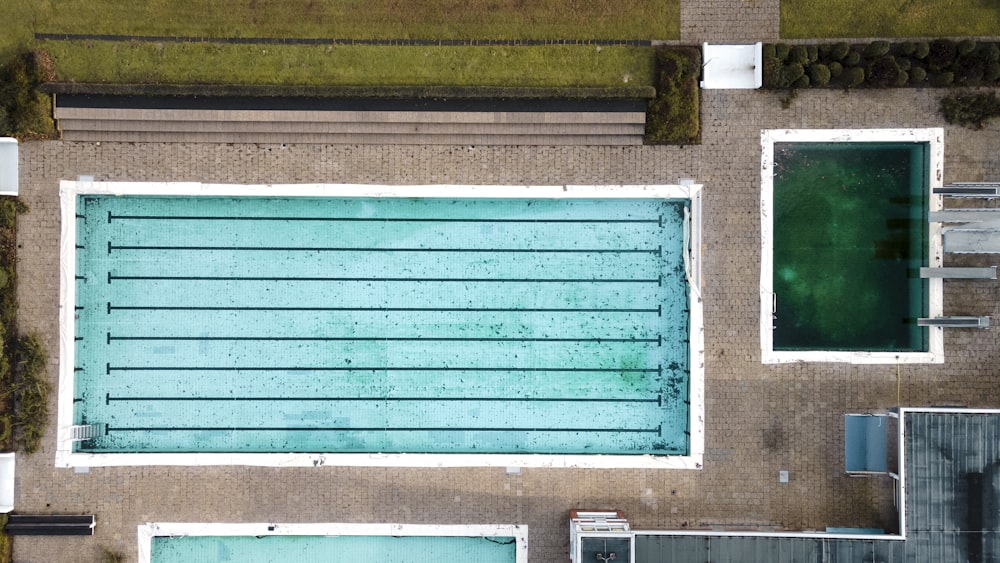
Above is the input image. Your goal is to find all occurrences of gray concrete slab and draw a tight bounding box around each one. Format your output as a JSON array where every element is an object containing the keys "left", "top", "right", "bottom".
[{"left": 10, "top": 24, "right": 1000, "bottom": 563}]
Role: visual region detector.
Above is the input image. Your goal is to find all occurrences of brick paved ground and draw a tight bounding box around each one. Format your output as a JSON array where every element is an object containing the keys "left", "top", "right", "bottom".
[{"left": 10, "top": 26, "right": 1000, "bottom": 563}]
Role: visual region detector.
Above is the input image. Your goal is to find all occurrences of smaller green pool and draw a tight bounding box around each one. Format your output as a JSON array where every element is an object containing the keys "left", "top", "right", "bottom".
[{"left": 772, "top": 141, "right": 929, "bottom": 352}]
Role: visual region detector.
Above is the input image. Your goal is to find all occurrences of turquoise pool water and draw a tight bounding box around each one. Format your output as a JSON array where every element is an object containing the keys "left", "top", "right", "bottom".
[
  {"left": 152, "top": 535, "right": 516, "bottom": 563},
  {"left": 772, "top": 142, "right": 929, "bottom": 352},
  {"left": 73, "top": 195, "right": 691, "bottom": 455}
]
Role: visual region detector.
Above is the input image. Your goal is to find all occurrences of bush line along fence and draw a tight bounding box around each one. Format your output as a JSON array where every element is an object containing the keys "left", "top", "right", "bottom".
[{"left": 763, "top": 39, "right": 1000, "bottom": 90}]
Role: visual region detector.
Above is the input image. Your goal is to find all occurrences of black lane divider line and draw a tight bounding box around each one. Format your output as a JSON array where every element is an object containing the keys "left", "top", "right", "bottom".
[
  {"left": 106, "top": 364, "right": 660, "bottom": 373},
  {"left": 107, "top": 304, "right": 662, "bottom": 314},
  {"left": 105, "top": 394, "right": 660, "bottom": 403},
  {"left": 37, "top": 33, "right": 652, "bottom": 47},
  {"left": 107, "top": 214, "right": 661, "bottom": 223},
  {"left": 106, "top": 334, "right": 661, "bottom": 344},
  {"left": 107, "top": 244, "right": 661, "bottom": 254},
  {"left": 106, "top": 425, "right": 661, "bottom": 433},
  {"left": 108, "top": 275, "right": 662, "bottom": 283}
]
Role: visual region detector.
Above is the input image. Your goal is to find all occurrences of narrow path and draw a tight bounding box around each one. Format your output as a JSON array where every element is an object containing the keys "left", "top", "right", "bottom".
[{"left": 681, "top": 0, "right": 781, "bottom": 43}]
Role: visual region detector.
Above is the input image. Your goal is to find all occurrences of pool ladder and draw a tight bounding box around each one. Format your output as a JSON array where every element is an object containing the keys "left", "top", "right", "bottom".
[{"left": 69, "top": 424, "right": 105, "bottom": 442}]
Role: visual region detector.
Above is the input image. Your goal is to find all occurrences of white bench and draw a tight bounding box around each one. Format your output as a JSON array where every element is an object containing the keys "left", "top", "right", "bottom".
[
  {"left": 0, "top": 138, "right": 16, "bottom": 196},
  {"left": 0, "top": 452, "right": 14, "bottom": 513}
]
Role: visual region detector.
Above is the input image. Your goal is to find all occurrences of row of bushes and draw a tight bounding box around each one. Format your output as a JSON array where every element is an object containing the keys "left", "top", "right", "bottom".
[
  {"left": 0, "top": 200, "right": 48, "bottom": 457},
  {"left": 763, "top": 39, "right": 1000, "bottom": 90},
  {"left": 645, "top": 46, "right": 700, "bottom": 145}
]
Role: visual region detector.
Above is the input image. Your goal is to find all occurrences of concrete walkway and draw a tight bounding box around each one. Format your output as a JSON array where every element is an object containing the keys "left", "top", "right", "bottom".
[{"left": 11, "top": 10, "right": 1000, "bottom": 563}]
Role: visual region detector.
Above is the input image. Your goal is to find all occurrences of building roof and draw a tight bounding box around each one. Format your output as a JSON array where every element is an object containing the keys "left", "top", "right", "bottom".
[{"left": 633, "top": 409, "right": 1000, "bottom": 562}]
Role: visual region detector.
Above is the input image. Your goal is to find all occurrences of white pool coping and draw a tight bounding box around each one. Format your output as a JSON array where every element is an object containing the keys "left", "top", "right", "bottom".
[
  {"left": 760, "top": 129, "right": 944, "bottom": 364},
  {"left": 57, "top": 181, "right": 705, "bottom": 469},
  {"left": 137, "top": 522, "right": 528, "bottom": 563}
]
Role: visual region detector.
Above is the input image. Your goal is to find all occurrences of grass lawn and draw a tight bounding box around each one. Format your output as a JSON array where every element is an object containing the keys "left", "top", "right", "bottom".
[
  {"left": 782, "top": 0, "right": 1000, "bottom": 38},
  {"left": 35, "top": 0, "right": 678, "bottom": 40},
  {"left": 40, "top": 40, "right": 654, "bottom": 87},
  {"left": 3, "top": 0, "right": 676, "bottom": 88}
]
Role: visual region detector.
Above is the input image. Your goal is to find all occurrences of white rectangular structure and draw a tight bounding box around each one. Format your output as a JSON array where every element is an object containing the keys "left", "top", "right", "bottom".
[
  {"left": 701, "top": 43, "right": 763, "bottom": 89},
  {"left": 0, "top": 138, "right": 17, "bottom": 196}
]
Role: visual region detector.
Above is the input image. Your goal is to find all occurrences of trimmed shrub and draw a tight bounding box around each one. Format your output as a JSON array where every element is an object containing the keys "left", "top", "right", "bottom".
[
  {"left": 985, "top": 62, "right": 1000, "bottom": 83},
  {"left": 779, "top": 63, "right": 805, "bottom": 87},
  {"left": 818, "top": 44, "right": 831, "bottom": 58},
  {"left": 957, "top": 39, "right": 977, "bottom": 57},
  {"left": 940, "top": 90, "right": 1000, "bottom": 129},
  {"left": 983, "top": 44, "right": 1000, "bottom": 63},
  {"left": 914, "top": 42, "right": 931, "bottom": 59},
  {"left": 894, "top": 70, "right": 909, "bottom": 87},
  {"left": 897, "top": 57, "right": 911, "bottom": 71},
  {"left": 828, "top": 61, "right": 843, "bottom": 77},
  {"left": 808, "top": 63, "right": 832, "bottom": 86},
  {"left": 806, "top": 45, "right": 819, "bottom": 62},
  {"left": 762, "top": 43, "right": 776, "bottom": 58},
  {"left": 774, "top": 43, "right": 791, "bottom": 61},
  {"left": 762, "top": 56, "right": 782, "bottom": 88},
  {"left": 863, "top": 40, "right": 891, "bottom": 58},
  {"left": 645, "top": 46, "right": 701, "bottom": 145},
  {"left": 843, "top": 66, "right": 865, "bottom": 88},
  {"left": 909, "top": 66, "right": 927, "bottom": 83},
  {"left": 831, "top": 42, "right": 851, "bottom": 60},
  {"left": 762, "top": 56, "right": 782, "bottom": 87},
  {"left": 791, "top": 75, "right": 810, "bottom": 88},
  {"left": 955, "top": 56, "right": 985, "bottom": 85},
  {"left": 844, "top": 51, "right": 861, "bottom": 66},
  {"left": 788, "top": 45, "right": 809, "bottom": 64},
  {"left": 928, "top": 39, "right": 957, "bottom": 71},
  {"left": 867, "top": 56, "right": 902, "bottom": 88},
  {"left": 929, "top": 71, "right": 954, "bottom": 86},
  {"left": 898, "top": 41, "right": 917, "bottom": 56}
]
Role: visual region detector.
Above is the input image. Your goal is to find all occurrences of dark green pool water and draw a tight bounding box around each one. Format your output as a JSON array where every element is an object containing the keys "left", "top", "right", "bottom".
[{"left": 773, "top": 142, "right": 929, "bottom": 352}]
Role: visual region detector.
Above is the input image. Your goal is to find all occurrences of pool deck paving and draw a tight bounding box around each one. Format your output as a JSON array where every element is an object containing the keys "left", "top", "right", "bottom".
[{"left": 11, "top": 14, "right": 1000, "bottom": 563}]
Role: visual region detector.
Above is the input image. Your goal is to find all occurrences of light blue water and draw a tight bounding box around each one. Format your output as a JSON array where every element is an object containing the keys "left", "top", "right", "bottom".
[
  {"left": 73, "top": 196, "right": 691, "bottom": 455},
  {"left": 151, "top": 535, "right": 516, "bottom": 563}
]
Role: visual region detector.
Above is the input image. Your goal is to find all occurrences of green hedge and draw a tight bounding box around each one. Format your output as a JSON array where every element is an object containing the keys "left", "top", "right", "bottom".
[
  {"left": 645, "top": 46, "right": 700, "bottom": 145},
  {"left": 763, "top": 39, "right": 1000, "bottom": 89},
  {"left": 0, "top": 51, "right": 56, "bottom": 138}
]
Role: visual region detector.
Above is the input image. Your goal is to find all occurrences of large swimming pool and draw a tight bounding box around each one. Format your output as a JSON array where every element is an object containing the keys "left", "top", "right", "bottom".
[
  {"left": 760, "top": 129, "right": 944, "bottom": 364},
  {"left": 59, "top": 182, "right": 704, "bottom": 468}
]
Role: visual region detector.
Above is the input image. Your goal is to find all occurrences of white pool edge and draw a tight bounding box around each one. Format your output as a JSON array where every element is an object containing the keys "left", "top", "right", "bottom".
[
  {"left": 137, "top": 522, "right": 528, "bottom": 563},
  {"left": 56, "top": 182, "right": 705, "bottom": 469},
  {"left": 759, "top": 129, "right": 944, "bottom": 365}
]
